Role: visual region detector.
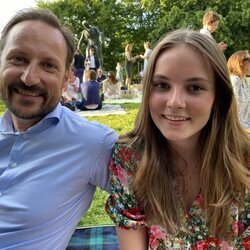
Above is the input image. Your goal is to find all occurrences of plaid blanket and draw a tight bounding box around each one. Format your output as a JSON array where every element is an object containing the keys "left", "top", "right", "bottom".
[{"left": 66, "top": 225, "right": 119, "bottom": 250}]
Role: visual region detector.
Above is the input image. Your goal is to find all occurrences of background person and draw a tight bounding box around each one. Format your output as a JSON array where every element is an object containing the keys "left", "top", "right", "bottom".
[
  {"left": 0, "top": 8, "right": 117, "bottom": 249},
  {"left": 61, "top": 66, "right": 81, "bottom": 106},
  {"left": 76, "top": 69, "right": 102, "bottom": 110},
  {"left": 139, "top": 41, "right": 152, "bottom": 77},
  {"left": 73, "top": 48, "right": 85, "bottom": 82},
  {"left": 103, "top": 71, "right": 121, "bottom": 99},
  {"left": 77, "top": 20, "right": 103, "bottom": 67},
  {"left": 199, "top": 10, "right": 227, "bottom": 51},
  {"left": 85, "top": 46, "right": 100, "bottom": 71},
  {"left": 116, "top": 61, "right": 124, "bottom": 84},
  {"left": 124, "top": 43, "right": 139, "bottom": 88},
  {"left": 105, "top": 30, "right": 249, "bottom": 249},
  {"left": 227, "top": 50, "right": 250, "bottom": 130}
]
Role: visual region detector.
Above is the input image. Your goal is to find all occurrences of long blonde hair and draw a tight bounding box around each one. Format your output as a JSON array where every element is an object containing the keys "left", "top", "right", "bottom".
[{"left": 119, "top": 29, "right": 249, "bottom": 236}]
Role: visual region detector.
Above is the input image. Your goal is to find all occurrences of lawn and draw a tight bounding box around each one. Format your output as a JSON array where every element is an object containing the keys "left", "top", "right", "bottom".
[
  {"left": 0, "top": 101, "right": 139, "bottom": 227},
  {"left": 79, "top": 102, "right": 139, "bottom": 226}
]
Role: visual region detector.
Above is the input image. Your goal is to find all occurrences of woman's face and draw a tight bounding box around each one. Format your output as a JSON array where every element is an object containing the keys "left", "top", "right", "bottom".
[
  {"left": 242, "top": 52, "right": 250, "bottom": 76},
  {"left": 149, "top": 44, "right": 215, "bottom": 145}
]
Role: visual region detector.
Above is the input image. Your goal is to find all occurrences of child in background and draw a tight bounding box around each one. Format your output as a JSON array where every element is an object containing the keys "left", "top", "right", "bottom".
[
  {"left": 200, "top": 10, "right": 227, "bottom": 51},
  {"left": 116, "top": 62, "right": 124, "bottom": 84}
]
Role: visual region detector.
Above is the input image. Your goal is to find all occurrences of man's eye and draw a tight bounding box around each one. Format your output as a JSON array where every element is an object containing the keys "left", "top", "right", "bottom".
[
  {"left": 10, "top": 56, "right": 26, "bottom": 65},
  {"left": 43, "top": 62, "right": 57, "bottom": 72}
]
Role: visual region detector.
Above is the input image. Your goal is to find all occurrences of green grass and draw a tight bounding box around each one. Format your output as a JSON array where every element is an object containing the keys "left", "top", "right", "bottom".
[
  {"left": 79, "top": 102, "right": 139, "bottom": 226},
  {"left": 0, "top": 101, "right": 139, "bottom": 227}
]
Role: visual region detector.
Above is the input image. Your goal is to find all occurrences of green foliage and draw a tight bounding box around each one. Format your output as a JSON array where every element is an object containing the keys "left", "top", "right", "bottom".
[
  {"left": 37, "top": 0, "right": 249, "bottom": 68},
  {"left": 0, "top": 102, "right": 6, "bottom": 114}
]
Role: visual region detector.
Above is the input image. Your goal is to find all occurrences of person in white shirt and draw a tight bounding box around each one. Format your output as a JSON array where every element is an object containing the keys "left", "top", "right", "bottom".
[
  {"left": 227, "top": 50, "right": 250, "bottom": 131},
  {"left": 140, "top": 41, "right": 152, "bottom": 76},
  {"left": 103, "top": 71, "right": 121, "bottom": 99},
  {"left": 199, "top": 10, "right": 227, "bottom": 51}
]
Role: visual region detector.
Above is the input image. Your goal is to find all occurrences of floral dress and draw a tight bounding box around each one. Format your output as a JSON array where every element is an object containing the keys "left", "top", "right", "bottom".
[{"left": 105, "top": 143, "right": 250, "bottom": 249}]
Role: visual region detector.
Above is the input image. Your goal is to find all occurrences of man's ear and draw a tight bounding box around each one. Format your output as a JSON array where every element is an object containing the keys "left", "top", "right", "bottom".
[{"left": 62, "top": 69, "right": 70, "bottom": 90}]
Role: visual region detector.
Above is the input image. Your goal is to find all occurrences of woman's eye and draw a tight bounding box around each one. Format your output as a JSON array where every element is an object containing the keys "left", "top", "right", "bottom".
[
  {"left": 153, "top": 83, "right": 170, "bottom": 90},
  {"left": 189, "top": 85, "right": 203, "bottom": 92}
]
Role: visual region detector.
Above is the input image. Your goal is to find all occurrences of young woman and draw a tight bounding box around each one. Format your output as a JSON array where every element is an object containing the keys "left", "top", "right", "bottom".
[
  {"left": 106, "top": 30, "right": 249, "bottom": 249},
  {"left": 103, "top": 71, "right": 121, "bottom": 99},
  {"left": 124, "top": 43, "right": 138, "bottom": 87},
  {"left": 227, "top": 50, "right": 250, "bottom": 131},
  {"left": 140, "top": 41, "right": 152, "bottom": 76}
]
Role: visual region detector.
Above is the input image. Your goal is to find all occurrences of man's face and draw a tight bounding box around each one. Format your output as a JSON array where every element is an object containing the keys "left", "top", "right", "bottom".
[{"left": 0, "top": 20, "right": 69, "bottom": 122}]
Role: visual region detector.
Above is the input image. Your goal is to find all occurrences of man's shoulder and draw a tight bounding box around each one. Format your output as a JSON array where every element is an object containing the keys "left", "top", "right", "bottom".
[{"left": 61, "top": 107, "right": 115, "bottom": 134}]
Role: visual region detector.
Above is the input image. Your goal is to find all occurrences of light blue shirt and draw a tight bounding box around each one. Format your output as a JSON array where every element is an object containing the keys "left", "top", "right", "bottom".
[{"left": 0, "top": 103, "right": 118, "bottom": 249}]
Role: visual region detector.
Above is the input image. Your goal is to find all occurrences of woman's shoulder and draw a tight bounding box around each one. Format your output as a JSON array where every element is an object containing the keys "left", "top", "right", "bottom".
[{"left": 112, "top": 142, "right": 140, "bottom": 172}]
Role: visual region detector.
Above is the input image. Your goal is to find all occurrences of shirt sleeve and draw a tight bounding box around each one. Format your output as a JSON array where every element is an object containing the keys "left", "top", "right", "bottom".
[
  {"left": 105, "top": 143, "right": 146, "bottom": 230},
  {"left": 90, "top": 126, "right": 118, "bottom": 193}
]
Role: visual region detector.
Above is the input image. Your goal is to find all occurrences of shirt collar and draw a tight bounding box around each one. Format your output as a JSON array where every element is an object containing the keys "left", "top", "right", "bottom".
[{"left": 0, "top": 103, "right": 62, "bottom": 135}]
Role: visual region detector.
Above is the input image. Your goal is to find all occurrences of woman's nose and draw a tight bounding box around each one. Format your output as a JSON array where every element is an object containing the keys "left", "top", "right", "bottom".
[{"left": 166, "top": 88, "right": 186, "bottom": 109}]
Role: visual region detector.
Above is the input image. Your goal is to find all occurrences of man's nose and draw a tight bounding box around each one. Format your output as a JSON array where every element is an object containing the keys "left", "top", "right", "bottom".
[{"left": 21, "top": 64, "right": 40, "bottom": 86}]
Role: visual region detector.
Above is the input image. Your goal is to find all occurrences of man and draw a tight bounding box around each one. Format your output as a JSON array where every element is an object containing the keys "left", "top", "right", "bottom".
[
  {"left": 199, "top": 10, "right": 227, "bottom": 51},
  {"left": 0, "top": 8, "right": 117, "bottom": 249},
  {"left": 85, "top": 47, "right": 100, "bottom": 71}
]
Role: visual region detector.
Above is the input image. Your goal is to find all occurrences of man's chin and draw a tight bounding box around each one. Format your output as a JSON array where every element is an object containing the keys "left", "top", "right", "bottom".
[
  {"left": 11, "top": 109, "right": 48, "bottom": 120},
  {"left": 7, "top": 104, "right": 52, "bottom": 120}
]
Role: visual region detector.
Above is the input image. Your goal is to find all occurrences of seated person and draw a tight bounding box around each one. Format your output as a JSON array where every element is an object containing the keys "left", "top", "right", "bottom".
[
  {"left": 62, "top": 66, "right": 81, "bottom": 104},
  {"left": 76, "top": 70, "right": 102, "bottom": 110},
  {"left": 97, "top": 67, "right": 106, "bottom": 83},
  {"left": 103, "top": 71, "right": 121, "bottom": 99},
  {"left": 97, "top": 67, "right": 106, "bottom": 93}
]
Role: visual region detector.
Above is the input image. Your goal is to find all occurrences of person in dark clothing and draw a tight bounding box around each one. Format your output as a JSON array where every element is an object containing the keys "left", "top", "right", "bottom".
[
  {"left": 76, "top": 70, "right": 102, "bottom": 110},
  {"left": 85, "top": 47, "right": 100, "bottom": 71},
  {"left": 73, "top": 49, "right": 85, "bottom": 82}
]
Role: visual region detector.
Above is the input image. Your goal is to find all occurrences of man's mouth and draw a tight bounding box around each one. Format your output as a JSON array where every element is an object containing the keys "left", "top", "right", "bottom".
[{"left": 16, "top": 89, "right": 42, "bottom": 97}]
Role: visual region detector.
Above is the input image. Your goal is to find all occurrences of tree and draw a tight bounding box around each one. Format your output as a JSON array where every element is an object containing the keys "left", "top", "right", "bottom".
[{"left": 37, "top": 0, "right": 250, "bottom": 69}]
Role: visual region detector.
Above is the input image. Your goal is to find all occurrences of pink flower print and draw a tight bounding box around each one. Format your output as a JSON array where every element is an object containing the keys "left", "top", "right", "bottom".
[
  {"left": 195, "top": 194, "right": 203, "bottom": 206},
  {"left": 109, "top": 160, "right": 117, "bottom": 173},
  {"left": 220, "top": 241, "right": 233, "bottom": 250},
  {"left": 149, "top": 225, "right": 167, "bottom": 249},
  {"left": 116, "top": 164, "right": 127, "bottom": 184},
  {"left": 195, "top": 240, "right": 209, "bottom": 250},
  {"left": 231, "top": 221, "right": 245, "bottom": 236}
]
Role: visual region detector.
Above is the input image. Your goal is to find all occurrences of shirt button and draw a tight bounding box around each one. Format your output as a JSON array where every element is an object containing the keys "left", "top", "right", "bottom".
[{"left": 12, "top": 162, "right": 17, "bottom": 168}]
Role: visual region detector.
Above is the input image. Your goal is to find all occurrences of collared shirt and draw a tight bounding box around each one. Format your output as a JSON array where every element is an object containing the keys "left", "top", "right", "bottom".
[
  {"left": 0, "top": 103, "right": 118, "bottom": 249},
  {"left": 231, "top": 75, "right": 250, "bottom": 129}
]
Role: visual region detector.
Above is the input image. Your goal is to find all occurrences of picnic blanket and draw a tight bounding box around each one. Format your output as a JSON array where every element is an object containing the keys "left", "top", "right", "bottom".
[
  {"left": 66, "top": 225, "right": 119, "bottom": 250},
  {"left": 103, "top": 96, "right": 142, "bottom": 104},
  {"left": 76, "top": 104, "right": 127, "bottom": 117}
]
